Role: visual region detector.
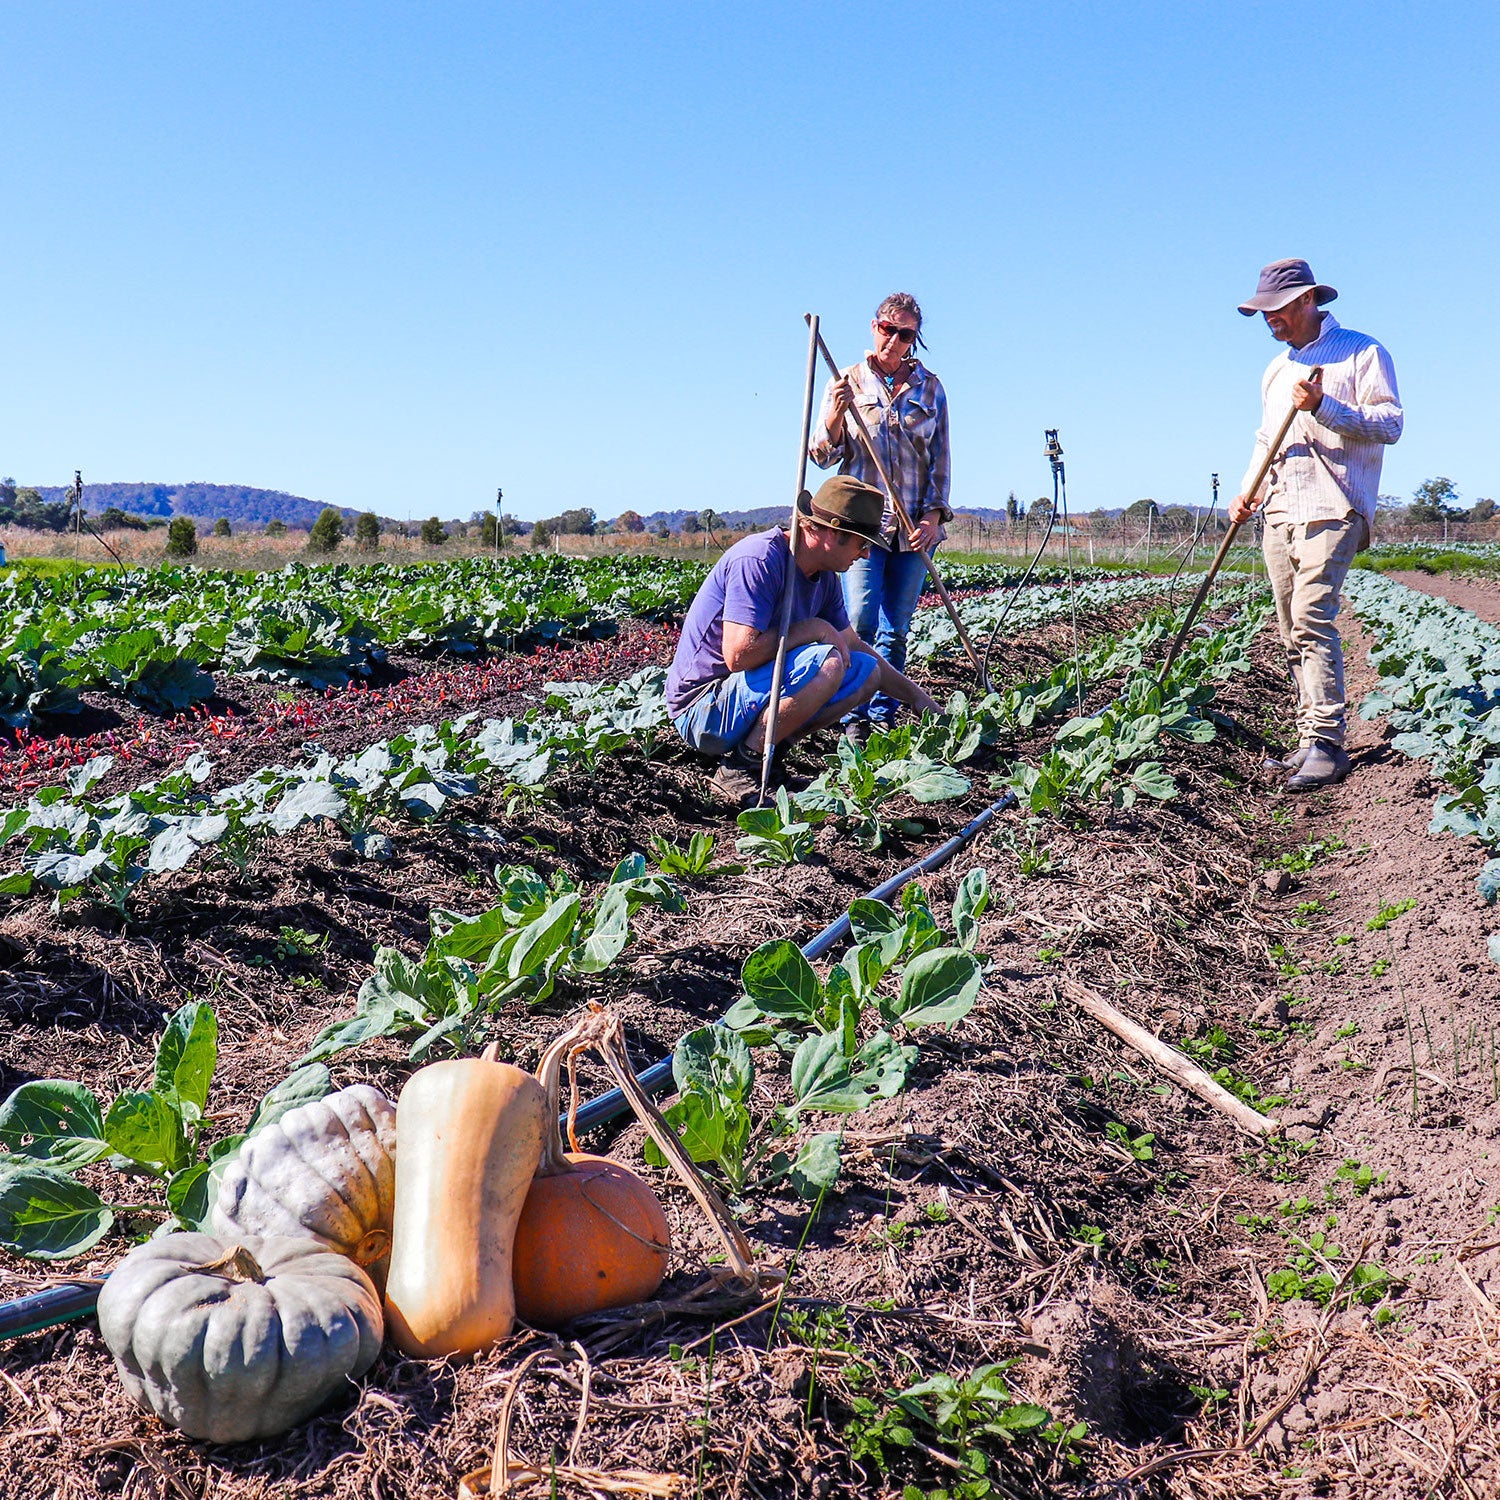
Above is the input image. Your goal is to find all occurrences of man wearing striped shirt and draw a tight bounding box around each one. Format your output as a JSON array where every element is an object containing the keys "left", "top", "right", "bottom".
[{"left": 1228, "top": 259, "right": 1403, "bottom": 792}]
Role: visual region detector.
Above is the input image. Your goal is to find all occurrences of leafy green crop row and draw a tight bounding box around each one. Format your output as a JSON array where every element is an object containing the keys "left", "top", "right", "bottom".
[
  {"left": 651, "top": 875, "right": 991, "bottom": 1202},
  {"left": 1345, "top": 569, "right": 1500, "bottom": 927},
  {"left": 300, "top": 854, "right": 684, "bottom": 1064},
  {"left": 1002, "top": 594, "right": 1271, "bottom": 814},
  {"left": 0, "top": 669, "right": 672, "bottom": 915},
  {"left": 0, "top": 553, "right": 708, "bottom": 726},
  {"left": 907, "top": 570, "right": 1213, "bottom": 662}
]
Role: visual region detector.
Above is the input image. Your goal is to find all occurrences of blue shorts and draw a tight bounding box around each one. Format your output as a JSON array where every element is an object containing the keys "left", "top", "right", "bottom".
[{"left": 673, "top": 645, "right": 880, "bottom": 757}]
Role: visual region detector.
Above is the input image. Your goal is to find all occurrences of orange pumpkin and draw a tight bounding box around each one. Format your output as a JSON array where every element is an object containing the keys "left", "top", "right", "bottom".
[{"left": 511, "top": 1028, "right": 671, "bottom": 1328}]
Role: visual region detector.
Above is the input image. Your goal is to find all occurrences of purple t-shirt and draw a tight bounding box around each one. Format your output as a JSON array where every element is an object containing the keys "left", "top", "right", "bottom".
[{"left": 666, "top": 528, "right": 850, "bottom": 717}]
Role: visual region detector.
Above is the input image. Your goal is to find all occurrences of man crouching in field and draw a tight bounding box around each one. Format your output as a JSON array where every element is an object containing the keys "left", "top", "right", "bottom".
[{"left": 667, "top": 475, "right": 942, "bottom": 807}]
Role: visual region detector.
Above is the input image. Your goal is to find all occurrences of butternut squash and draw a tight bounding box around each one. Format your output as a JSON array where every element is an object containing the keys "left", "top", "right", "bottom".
[
  {"left": 382, "top": 1043, "right": 546, "bottom": 1357},
  {"left": 511, "top": 1027, "right": 671, "bottom": 1328}
]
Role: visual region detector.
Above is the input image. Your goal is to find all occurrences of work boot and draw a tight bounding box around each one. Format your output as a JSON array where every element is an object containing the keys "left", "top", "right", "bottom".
[
  {"left": 1262, "top": 745, "right": 1311, "bottom": 776},
  {"left": 1284, "top": 740, "right": 1350, "bottom": 793},
  {"left": 710, "top": 746, "right": 763, "bottom": 809}
]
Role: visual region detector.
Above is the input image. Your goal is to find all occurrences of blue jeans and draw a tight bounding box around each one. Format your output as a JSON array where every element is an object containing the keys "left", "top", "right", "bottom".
[
  {"left": 841, "top": 547, "right": 930, "bottom": 726},
  {"left": 673, "top": 645, "right": 881, "bottom": 756}
]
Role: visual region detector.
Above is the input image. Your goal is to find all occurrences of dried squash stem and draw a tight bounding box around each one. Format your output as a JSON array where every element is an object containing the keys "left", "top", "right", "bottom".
[{"left": 585, "top": 1009, "right": 759, "bottom": 1291}]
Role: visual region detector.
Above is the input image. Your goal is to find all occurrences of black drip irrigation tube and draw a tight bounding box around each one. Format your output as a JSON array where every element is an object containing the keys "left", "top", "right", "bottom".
[{"left": 0, "top": 790, "right": 1017, "bottom": 1345}]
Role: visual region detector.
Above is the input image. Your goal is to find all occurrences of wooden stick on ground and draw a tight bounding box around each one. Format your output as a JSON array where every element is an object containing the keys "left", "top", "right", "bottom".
[{"left": 1058, "top": 978, "right": 1280, "bottom": 1136}]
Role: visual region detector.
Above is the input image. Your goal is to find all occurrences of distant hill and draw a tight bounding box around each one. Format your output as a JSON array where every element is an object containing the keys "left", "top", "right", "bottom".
[
  {"left": 31, "top": 482, "right": 382, "bottom": 530},
  {"left": 631, "top": 506, "right": 787, "bottom": 533}
]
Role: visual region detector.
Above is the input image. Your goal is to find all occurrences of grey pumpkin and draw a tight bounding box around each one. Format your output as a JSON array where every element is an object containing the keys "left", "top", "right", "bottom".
[
  {"left": 97, "top": 1232, "right": 383, "bottom": 1443},
  {"left": 210, "top": 1083, "right": 397, "bottom": 1273}
]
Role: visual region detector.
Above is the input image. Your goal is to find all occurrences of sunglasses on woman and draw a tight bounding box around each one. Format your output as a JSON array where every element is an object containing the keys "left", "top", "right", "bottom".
[{"left": 876, "top": 322, "right": 918, "bottom": 343}]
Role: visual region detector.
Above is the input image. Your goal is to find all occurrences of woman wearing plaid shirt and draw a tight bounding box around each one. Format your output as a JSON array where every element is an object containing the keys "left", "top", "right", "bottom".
[{"left": 809, "top": 292, "right": 952, "bottom": 735}]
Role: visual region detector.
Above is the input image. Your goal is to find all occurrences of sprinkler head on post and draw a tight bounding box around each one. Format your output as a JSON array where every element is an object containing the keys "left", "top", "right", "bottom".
[{"left": 1044, "top": 429, "right": 1064, "bottom": 481}]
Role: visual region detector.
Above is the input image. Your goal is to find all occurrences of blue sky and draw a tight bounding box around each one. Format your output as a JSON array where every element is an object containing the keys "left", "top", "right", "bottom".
[{"left": 3, "top": 3, "right": 1496, "bottom": 521}]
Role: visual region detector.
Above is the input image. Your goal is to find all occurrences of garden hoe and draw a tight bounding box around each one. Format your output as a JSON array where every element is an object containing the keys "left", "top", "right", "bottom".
[
  {"left": 805, "top": 316, "right": 991, "bottom": 692},
  {"left": 1156, "top": 366, "right": 1323, "bottom": 686},
  {"left": 757, "top": 314, "right": 823, "bottom": 806}
]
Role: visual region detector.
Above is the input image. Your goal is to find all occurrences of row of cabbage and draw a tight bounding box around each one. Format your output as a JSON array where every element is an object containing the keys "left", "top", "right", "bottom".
[
  {"left": 1344, "top": 570, "right": 1500, "bottom": 943},
  {"left": 907, "top": 570, "right": 1210, "bottom": 661},
  {"left": 0, "top": 583, "right": 1268, "bottom": 922},
  {"left": 0, "top": 671, "right": 671, "bottom": 916},
  {"left": 0, "top": 554, "right": 708, "bottom": 727}
]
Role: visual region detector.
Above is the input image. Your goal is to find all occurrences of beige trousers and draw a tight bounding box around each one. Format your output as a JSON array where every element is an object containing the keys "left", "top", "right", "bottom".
[{"left": 1262, "top": 513, "right": 1369, "bottom": 749}]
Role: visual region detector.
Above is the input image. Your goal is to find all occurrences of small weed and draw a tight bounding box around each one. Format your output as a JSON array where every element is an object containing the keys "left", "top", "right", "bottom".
[
  {"left": 1367, "top": 898, "right": 1417, "bottom": 932},
  {"left": 1332, "top": 1158, "right": 1386, "bottom": 1194},
  {"left": 871, "top": 1219, "right": 920, "bottom": 1250},
  {"left": 1370, "top": 957, "right": 1392, "bottom": 977},
  {"left": 649, "top": 831, "right": 744, "bottom": 879},
  {"left": 1275, "top": 837, "right": 1346, "bottom": 874},
  {"left": 1269, "top": 942, "right": 1308, "bottom": 977},
  {"left": 1333, "top": 933, "right": 1354, "bottom": 947},
  {"left": 1188, "top": 1383, "right": 1230, "bottom": 1411},
  {"left": 1072, "top": 1224, "right": 1107, "bottom": 1247},
  {"left": 1180, "top": 1026, "right": 1236, "bottom": 1065},
  {"left": 1335, "top": 1022, "right": 1360, "bottom": 1039},
  {"left": 274, "top": 926, "right": 329, "bottom": 961},
  {"left": 1105, "top": 1122, "right": 1156, "bottom": 1161}
]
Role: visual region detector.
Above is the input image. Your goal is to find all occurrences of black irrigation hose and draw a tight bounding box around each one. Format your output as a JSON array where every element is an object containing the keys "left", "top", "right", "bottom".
[
  {"left": 0, "top": 1279, "right": 102, "bottom": 1341},
  {"left": 572, "top": 788, "right": 1018, "bottom": 1133},
  {"left": 978, "top": 461, "right": 1062, "bottom": 691},
  {"left": 0, "top": 790, "right": 1018, "bottom": 1344},
  {"left": 1166, "top": 475, "right": 1222, "bottom": 607}
]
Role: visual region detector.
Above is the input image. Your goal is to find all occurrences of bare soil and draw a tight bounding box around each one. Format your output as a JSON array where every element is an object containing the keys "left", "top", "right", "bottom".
[
  {"left": 1384, "top": 568, "right": 1500, "bottom": 624},
  {"left": 1, "top": 593, "right": 1497, "bottom": 1499}
]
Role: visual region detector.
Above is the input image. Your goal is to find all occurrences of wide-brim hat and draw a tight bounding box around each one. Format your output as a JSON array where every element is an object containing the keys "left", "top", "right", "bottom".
[
  {"left": 1237, "top": 258, "right": 1338, "bottom": 316},
  {"left": 796, "top": 475, "right": 891, "bottom": 550}
]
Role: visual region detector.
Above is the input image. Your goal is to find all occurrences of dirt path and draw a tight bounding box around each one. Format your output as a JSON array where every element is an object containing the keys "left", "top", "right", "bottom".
[
  {"left": 1228, "top": 610, "right": 1500, "bottom": 1495},
  {"left": 1383, "top": 568, "right": 1500, "bottom": 623}
]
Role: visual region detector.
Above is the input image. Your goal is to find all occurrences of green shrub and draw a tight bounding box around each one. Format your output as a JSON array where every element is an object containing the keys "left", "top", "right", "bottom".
[
  {"left": 165, "top": 517, "right": 198, "bottom": 558},
  {"left": 354, "top": 511, "right": 380, "bottom": 551},
  {"left": 307, "top": 507, "right": 344, "bottom": 553}
]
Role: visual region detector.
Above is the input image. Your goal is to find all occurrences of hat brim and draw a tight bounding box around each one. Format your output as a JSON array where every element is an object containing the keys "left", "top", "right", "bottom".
[
  {"left": 795, "top": 491, "right": 891, "bottom": 550},
  {"left": 1238, "top": 283, "right": 1338, "bottom": 316}
]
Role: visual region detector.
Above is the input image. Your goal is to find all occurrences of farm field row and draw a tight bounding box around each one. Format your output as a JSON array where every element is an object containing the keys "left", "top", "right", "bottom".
[
  {"left": 0, "top": 567, "right": 1496, "bottom": 1497},
  {"left": 0, "top": 554, "right": 707, "bottom": 730},
  {"left": 0, "top": 551, "right": 1151, "bottom": 737}
]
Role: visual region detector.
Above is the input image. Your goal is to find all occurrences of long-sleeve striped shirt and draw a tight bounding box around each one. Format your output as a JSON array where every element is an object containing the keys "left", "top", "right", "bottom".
[
  {"left": 808, "top": 356, "right": 951, "bottom": 551},
  {"left": 1241, "top": 314, "right": 1403, "bottom": 527}
]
